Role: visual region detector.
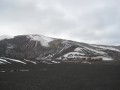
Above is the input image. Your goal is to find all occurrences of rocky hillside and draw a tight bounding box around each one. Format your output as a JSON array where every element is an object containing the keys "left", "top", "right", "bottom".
[{"left": 0, "top": 34, "right": 120, "bottom": 64}]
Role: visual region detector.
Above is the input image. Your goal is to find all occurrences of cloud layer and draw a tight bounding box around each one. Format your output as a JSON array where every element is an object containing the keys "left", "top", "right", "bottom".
[{"left": 0, "top": 0, "right": 120, "bottom": 45}]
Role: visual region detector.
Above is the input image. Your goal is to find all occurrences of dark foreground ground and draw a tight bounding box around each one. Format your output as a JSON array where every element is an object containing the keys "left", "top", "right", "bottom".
[{"left": 0, "top": 63, "right": 120, "bottom": 90}]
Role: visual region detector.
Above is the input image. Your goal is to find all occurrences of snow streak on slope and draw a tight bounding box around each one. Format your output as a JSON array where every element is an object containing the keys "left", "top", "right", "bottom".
[
  {"left": 56, "top": 41, "right": 111, "bottom": 60},
  {"left": 24, "top": 59, "right": 37, "bottom": 64},
  {"left": 1, "top": 57, "right": 26, "bottom": 64},
  {"left": 27, "top": 34, "right": 54, "bottom": 47},
  {"left": 91, "top": 45, "right": 120, "bottom": 52},
  {"left": 83, "top": 46, "right": 107, "bottom": 55},
  {"left": 63, "top": 52, "right": 85, "bottom": 58},
  {"left": 70, "top": 42, "right": 107, "bottom": 55},
  {"left": 0, "top": 61, "right": 5, "bottom": 64},
  {"left": 95, "top": 56, "right": 113, "bottom": 61},
  {"left": 59, "top": 41, "right": 73, "bottom": 53},
  {"left": 0, "top": 58, "right": 11, "bottom": 64}
]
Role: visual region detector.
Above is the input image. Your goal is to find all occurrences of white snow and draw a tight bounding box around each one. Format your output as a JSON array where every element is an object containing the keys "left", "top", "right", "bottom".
[
  {"left": 64, "top": 52, "right": 85, "bottom": 58},
  {"left": 43, "top": 55, "right": 53, "bottom": 60},
  {"left": 59, "top": 43, "right": 72, "bottom": 53},
  {"left": 74, "top": 47, "right": 83, "bottom": 52},
  {"left": 27, "top": 34, "right": 54, "bottom": 47},
  {"left": 0, "top": 35, "right": 13, "bottom": 41},
  {"left": 92, "top": 45, "right": 120, "bottom": 52},
  {"left": 0, "top": 61, "right": 5, "bottom": 64},
  {"left": 58, "top": 41, "right": 73, "bottom": 54},
  {"left": 34, "top": 41, "right": 38, "bottom": 48},
  {"left": 0, "top": 58, "right": 11, "bottom": 64},
  {"left": 24, "top": 59, "right": 37, "bottom": 64},
  {"left": 83, "top": 46, "right": 107, "bottom": 55},
  {"left": 51, "top": 61, "right": 60, "bottom": 63},
  {"left": 2, "top": 57, "right": 26, "bottom": 64},
  {"left": 95, "top": 56, "right": 113, "bottom": 61},
  {"left": 102, "top": 57, "right": 113, "bottom": 61}
]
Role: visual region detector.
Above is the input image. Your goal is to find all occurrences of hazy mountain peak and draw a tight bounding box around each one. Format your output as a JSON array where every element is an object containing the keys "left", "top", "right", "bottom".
[
  {"left": 0, "top": 35, "right": 13, "bottom": 41},
  {"left": 26, "top": 34, "right": 55, "bottom": 47}
]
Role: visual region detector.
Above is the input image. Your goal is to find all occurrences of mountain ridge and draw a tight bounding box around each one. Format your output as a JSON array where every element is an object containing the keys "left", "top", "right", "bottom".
[{"left": 0, "top": 34, "right": 120, "bottom": 65}]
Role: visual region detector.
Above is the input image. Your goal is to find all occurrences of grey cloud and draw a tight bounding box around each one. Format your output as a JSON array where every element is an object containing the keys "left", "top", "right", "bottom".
[{"left": 0, "top": 0, "right": 120, "bottom": 45}]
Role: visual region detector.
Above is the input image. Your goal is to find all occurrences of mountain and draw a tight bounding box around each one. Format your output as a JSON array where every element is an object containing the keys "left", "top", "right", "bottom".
[{"left": 0, "top": 34, "right": 120, "bottom": 65}]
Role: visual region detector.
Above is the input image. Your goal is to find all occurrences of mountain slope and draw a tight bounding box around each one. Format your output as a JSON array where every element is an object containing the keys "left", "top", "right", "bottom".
[{"left": 0, "top": 34, "right": 120, "bottom": 65}]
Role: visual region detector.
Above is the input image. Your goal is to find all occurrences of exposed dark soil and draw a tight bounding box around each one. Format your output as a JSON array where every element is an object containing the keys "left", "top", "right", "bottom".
[{"left": 0, "top": 63, "right": 120, "bottom": 90}]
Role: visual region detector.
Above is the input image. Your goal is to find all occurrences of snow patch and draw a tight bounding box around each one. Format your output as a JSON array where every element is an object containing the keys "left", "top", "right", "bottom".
[
  {"left": 24, "top": 59, "right": 37, "bottom": 64},
  {"left": 83, "top": 46, "right": 106, "bottom": 55},
  {"left": 0, "top": 61, "right": 5, "bottom": 64},
  {"left": 64, "top": 52, "right": 85, "bottom": 58},
  {"left": 74, "top": 47, "right": 83, "bottom": 52},
  {"left": 51, "top": 61, "right": 60, "bottom": 63},
  {"left": 92, "top": 45, "right": 120, "bottom": 52},
  {"left": 0, "top": 58, "right": 11, "bottom": 64},
  {"left": 2, "top": 57, "right": 26, "bottom": 64},
  {"left": 95, "top": 56, "right": 113, "bottom": 61},
  {"left": 27, "top": 34, "right": 54, "bottom": 47}
]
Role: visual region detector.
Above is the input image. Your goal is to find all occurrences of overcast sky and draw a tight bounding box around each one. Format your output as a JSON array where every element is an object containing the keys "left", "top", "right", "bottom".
[{"left": 0, "top": 0, "right": 120, "bottom": 45}]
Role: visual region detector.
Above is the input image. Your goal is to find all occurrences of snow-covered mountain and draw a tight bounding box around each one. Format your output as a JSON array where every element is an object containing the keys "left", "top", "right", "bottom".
[
  {"left": 27, "top": 34, "right": 55, "bottom": 47},
  {"left": 0, "top": 34, "right": 120, "bottom": 65}
]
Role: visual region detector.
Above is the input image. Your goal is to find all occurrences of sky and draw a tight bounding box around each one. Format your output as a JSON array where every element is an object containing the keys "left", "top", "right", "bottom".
[{"left": 0, "top": 0, "right": 120, "bottom": 45}]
